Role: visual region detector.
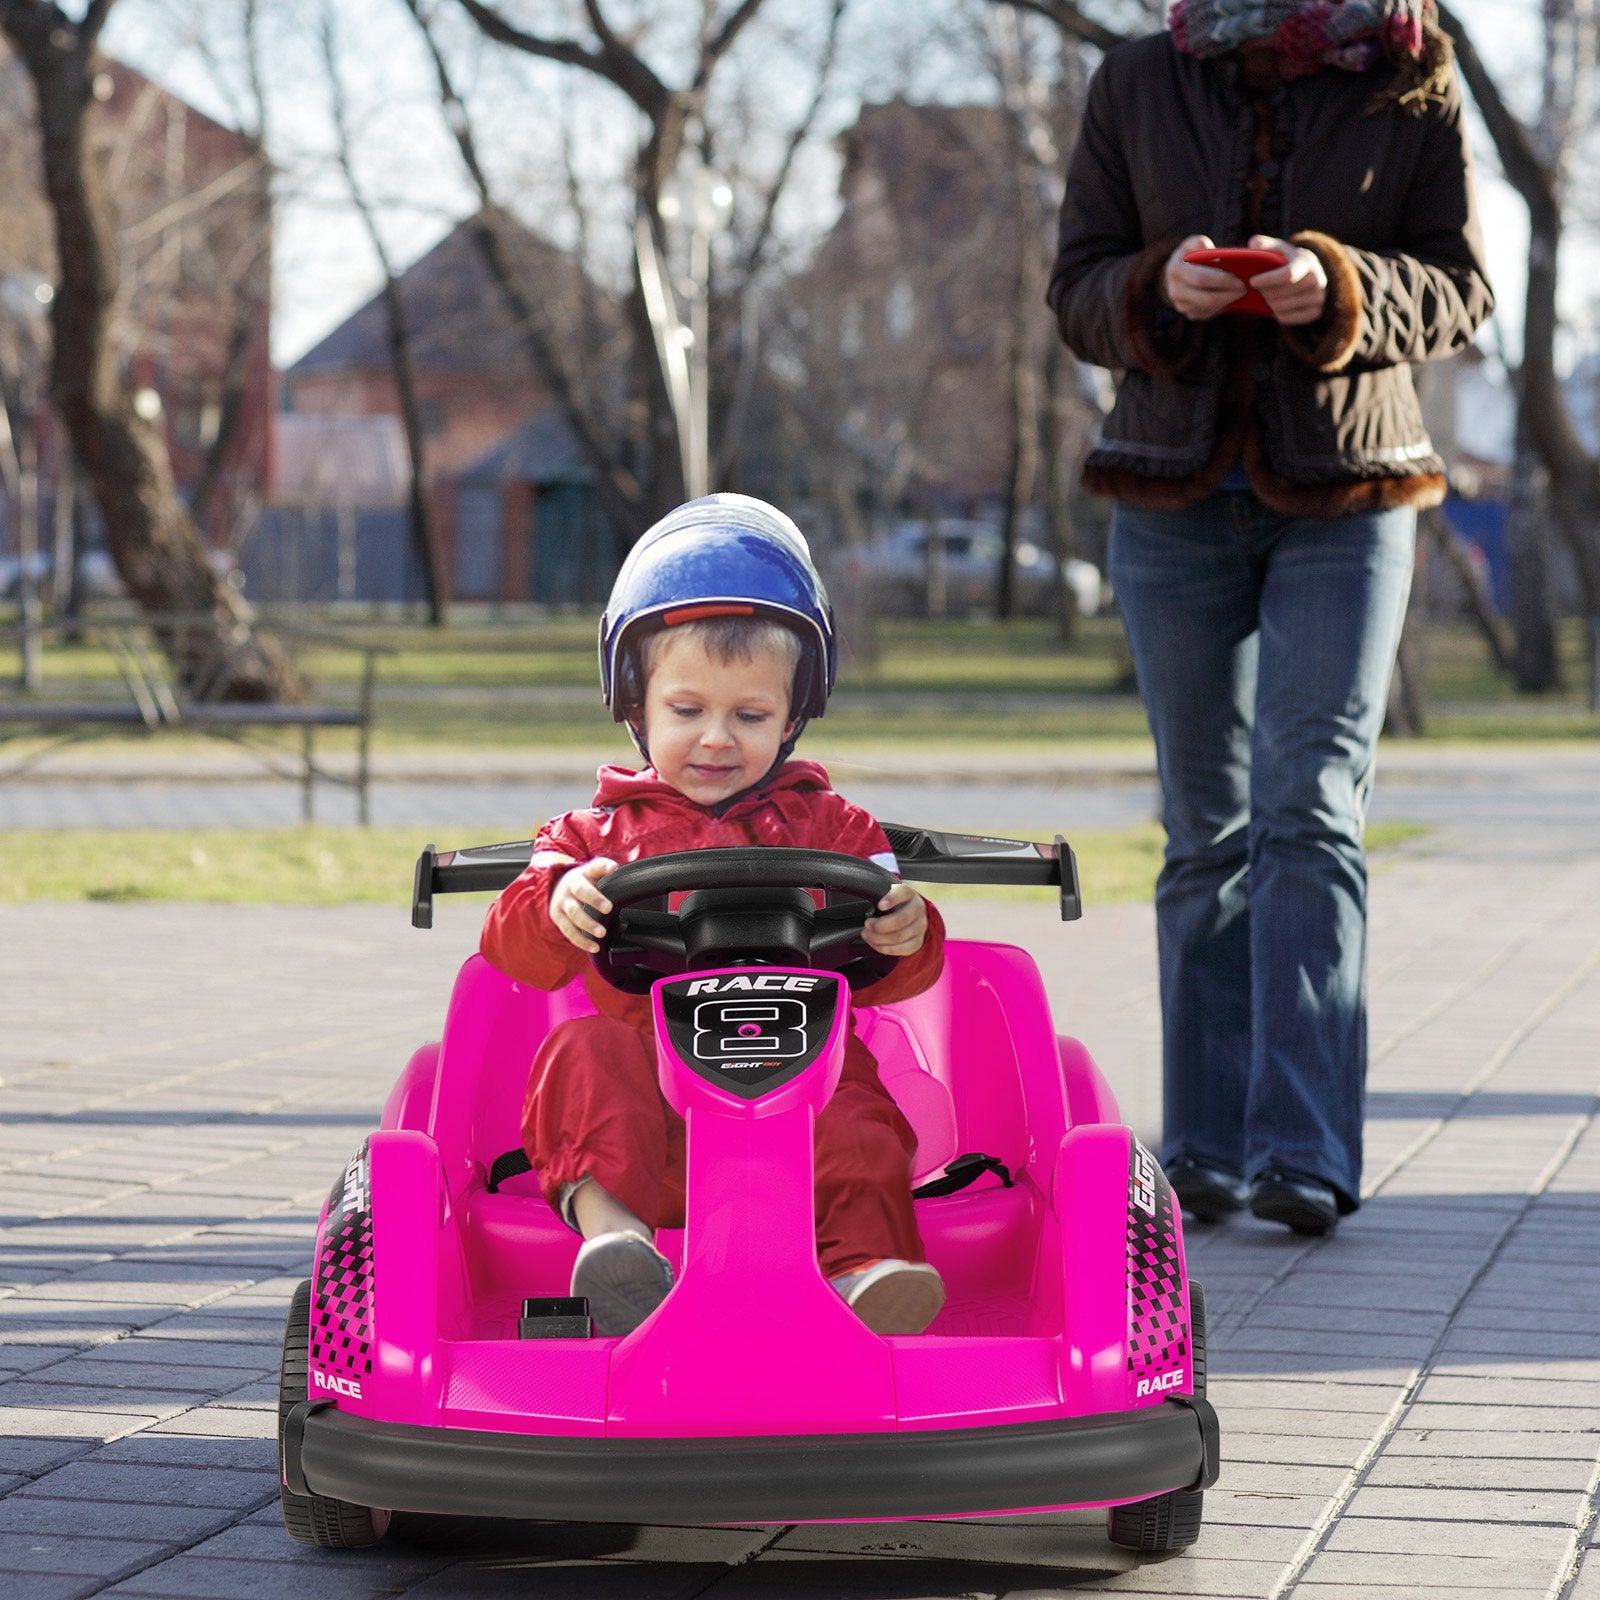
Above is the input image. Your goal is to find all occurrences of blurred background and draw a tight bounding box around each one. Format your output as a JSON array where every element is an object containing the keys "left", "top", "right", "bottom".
[{"left": 0, "top": 0, "right": 1597, "bottom": 902}]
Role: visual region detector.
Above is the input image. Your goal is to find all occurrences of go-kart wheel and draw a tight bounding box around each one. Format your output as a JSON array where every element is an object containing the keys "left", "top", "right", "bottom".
[
  {"left": 1106, "top": 1280, "right": 1207, "bottom": 1554},
  {"left": 278, "top": 1278, "right": 391, "bottom": 1548}
]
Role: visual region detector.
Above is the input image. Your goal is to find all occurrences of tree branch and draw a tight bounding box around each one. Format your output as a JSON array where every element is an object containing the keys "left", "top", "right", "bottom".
[
  {"left": 454, "top": 0, "right": 667, "bottom": 117},
  {"left": 81, "top": 0, "right": 117, "bottom": 50},
  {"left": 406, "top": 0, "right": 644, "bottom": 530},
  {"left": 1436, "top": 3, "right": 1557, "bottom": 228},
  {"left": 995, "top": 0, "right": 1125, "bottom": 55},
  {"left": 739, "top": 0, "right": 846, "bottom": 285},
  {"left": 451, "top": 0, "right": 604, "bottom": 71},
  {"left": 697, "top": 0, "right": 765, "bottom": 86}
]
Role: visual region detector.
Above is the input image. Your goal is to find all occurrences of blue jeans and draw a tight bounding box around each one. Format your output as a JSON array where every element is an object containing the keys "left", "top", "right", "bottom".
[{"left": 1108, "top": 492, "right": 1416, "bottom": 1211}]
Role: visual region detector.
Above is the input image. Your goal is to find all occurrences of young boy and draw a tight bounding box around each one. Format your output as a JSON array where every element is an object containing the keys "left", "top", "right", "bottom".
[{"left": 481, "top": 494, "right": 947, "bottom": 1338}]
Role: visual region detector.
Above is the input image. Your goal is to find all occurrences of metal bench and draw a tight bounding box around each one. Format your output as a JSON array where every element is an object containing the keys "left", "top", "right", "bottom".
[{"left": 0, "top": 612, "right": 392, "bottom": 823}]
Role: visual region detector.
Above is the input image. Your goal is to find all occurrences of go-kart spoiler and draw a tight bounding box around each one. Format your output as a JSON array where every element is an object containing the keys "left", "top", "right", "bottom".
[{"left": 411, "top": 825, "right": 1083, "bottom": 929}]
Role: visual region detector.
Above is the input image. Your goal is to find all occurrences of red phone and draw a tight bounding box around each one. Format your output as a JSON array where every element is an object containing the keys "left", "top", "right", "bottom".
[{"left": 1182, "top": 246, "right": 1287, "bottom": 316}]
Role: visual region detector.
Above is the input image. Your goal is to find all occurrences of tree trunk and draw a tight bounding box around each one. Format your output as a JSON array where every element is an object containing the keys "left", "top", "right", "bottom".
[
  {"left": 1420, "top": 504, "right": 1514, "bottom": 673},
  {"left": 1041, "top": 339, "right": 1079, "bottom": 643},
  {"left": 0, "top": 5, "right": 301, "bottom": 701},
  {"left": 1383, "top": 541, "right": 1426, "bottom": 736},
  {"left": 1507, "top": 408, "right": 1562, "bottom": 691},
  {"left": 378, "top": 272, "right": 449, "bottom": 624}
]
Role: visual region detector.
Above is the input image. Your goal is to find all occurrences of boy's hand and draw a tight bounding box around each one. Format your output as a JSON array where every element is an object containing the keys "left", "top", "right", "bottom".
[
  {"left": 550, "top": 857, "right": 617, "bottom": 954},
  {"left": 863, "top": 881, "right": 928, "bottom": 958}
]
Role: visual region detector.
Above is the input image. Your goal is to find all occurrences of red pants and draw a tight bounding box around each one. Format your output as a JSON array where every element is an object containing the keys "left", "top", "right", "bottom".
[{"left": 521, "top": 1014, "right": 923, "bottom": 1278}]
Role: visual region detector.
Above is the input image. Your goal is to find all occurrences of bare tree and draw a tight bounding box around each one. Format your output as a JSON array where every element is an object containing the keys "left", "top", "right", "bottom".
[
  {"left": 407, "top": 0, "right": 847, "bottom": 540},
  {"left": 1440, "top": 0, "right": 1600, "bottom": 692},
  {"left": 0, "top": 0, "right": 300, "bottom": 699},
  {"left": 986, "top": 3, "right": 1098, "bottom": 635},
  {"left": 320, "top": 1, "right": 447, "bottom": 624},
  {"left": 151, "top": 0, "right": 277, "bottom": 555}
]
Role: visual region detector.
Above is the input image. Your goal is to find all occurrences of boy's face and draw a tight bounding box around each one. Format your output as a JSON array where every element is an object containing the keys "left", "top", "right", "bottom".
[{"left": 641, "top": 631, "right": 795, "bottom": 806}]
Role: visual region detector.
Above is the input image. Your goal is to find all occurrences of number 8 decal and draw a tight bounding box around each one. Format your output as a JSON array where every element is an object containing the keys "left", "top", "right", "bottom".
[{"left": 693, "top": 999, "right": 809, "bottom": 1060}]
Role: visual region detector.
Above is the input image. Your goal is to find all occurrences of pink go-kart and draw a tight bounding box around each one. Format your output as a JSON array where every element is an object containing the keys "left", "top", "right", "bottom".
[{"left": 277, "top": 827, "right": 1218, "bottom": 1555}]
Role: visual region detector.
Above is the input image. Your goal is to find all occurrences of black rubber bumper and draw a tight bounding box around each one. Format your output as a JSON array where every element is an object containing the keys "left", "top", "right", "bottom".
[{"left": 285, "top": 1394, "right": 1219, "bottom": 1523}]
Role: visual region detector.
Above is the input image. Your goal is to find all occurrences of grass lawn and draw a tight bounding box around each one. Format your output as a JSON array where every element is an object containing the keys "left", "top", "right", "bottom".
[
  {"left": 4, "top": 612, "right": 1597, "bottom": 751},
  {"left": 4, "top": 819, "right": 1428, "bottom": 908}
]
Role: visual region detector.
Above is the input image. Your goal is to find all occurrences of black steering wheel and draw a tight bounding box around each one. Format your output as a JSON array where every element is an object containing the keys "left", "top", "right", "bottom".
[{"left": 591, "top": 847, "right": 898, "bottom": 995}]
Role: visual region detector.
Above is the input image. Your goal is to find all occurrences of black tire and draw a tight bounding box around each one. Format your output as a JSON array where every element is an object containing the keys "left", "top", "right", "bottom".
[
  {"left": 1106, "top": 1280, "right": 1207, "bottom": 1554},
  {"left": 278, "top": 1278, "right": 391, "bottom": 1549}
]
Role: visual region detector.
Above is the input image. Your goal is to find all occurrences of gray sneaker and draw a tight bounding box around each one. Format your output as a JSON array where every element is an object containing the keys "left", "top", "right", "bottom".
[
  {"left": 831, "top": 1258, "right": 945, "bottom": 1335},
  {"left": 570, "top": 1231, "right": 674, "bottom": 1336}
]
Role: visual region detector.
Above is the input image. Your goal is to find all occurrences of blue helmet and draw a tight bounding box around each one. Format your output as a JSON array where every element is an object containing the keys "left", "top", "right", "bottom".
[{"left": 600, "top": 495, "right": 837, "bottom": 751}]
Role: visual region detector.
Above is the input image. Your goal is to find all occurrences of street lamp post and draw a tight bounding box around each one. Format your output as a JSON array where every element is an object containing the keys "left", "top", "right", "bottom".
[
  {"left": 640, "top": 156, "right": 733, "bottom": 501},
  {"left": 0, "top": 273, "right": 55, "bottom": 691}
]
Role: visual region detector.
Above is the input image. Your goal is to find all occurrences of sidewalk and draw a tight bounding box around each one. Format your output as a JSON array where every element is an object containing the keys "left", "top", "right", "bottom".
[
  {"left": 5, "top": 741, "right": 1600, "bottom": 860},
  {"left": 3, "top": 851, "right": 1600, "bottom": 1597}
]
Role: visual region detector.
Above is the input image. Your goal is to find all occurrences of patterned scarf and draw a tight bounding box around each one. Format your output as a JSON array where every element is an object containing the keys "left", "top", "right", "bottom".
[{"left": 1169, "top": 0, "right": 1453, "bottom": 110}]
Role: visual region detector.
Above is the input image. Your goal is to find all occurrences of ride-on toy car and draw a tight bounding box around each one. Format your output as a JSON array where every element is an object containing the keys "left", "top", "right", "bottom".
[{"left": 278, "top": 825, "right": 1219, "bottom": 1553}]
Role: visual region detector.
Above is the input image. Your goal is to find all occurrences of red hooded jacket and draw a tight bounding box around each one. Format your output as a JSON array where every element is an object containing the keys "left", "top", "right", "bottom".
[{"left": 480, "top": 759, "right": 945, "bottom": 1028}]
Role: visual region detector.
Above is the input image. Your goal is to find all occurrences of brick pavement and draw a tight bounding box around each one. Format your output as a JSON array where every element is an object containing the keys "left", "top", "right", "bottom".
[{"left": 4, "top": 844, "right": 1600, "bottom": 1598}]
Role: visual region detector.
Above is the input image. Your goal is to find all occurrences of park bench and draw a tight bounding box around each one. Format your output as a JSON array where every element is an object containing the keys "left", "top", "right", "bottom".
[{"left": 0, "top": 611, "right": 391, "bottom": 822}]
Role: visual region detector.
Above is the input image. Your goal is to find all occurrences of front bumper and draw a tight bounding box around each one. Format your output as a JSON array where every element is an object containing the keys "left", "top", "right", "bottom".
[{"left": 284, "top": 1394, "right": 1219, "bottom": 1523}]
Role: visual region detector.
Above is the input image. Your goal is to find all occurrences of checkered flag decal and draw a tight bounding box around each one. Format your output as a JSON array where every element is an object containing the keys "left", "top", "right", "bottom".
[
  {"left": 1126, "top": 1139, "right": 1189, "bottom": 1388},
  {"left": 310, "top": 1144, "right": 375, "bottom": 1377}
]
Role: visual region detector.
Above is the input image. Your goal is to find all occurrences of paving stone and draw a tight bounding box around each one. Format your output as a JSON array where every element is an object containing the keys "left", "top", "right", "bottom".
[
  {"left": 0, "top": 1438, "right": 95, "bottom": 1476},
  {"left": 1206, "top": 1378, "right": 1400, "bottom": 1414},
  {"left": 76, "top": 1336, "right": 277, "bottom": 1370},
  {"left": 187, "top": 1518, "right": 464, "bottom": 1572},
  {"left": 1362, "top": 1452, "right": 1596, "bottom": 1491},
  {"left": 0, "top": 1574, "right": 102, "bottom": 1600},
  {"left": 381, "top": 1563, "right": 724, "bottom": 1600},
  {"left": 1417, "top": 1372, "right": 1600, "bottom": 1406},
  {"left": 0, "top": 1496, "right": 249, "bottom": 1542},
  {"left": 0, "top": 1382, "right": 204, "bottom": 1414},
  {"left": 1573, "top": 1547, "right": 1600, "bottom": 1595},
  {"left": 95, "top": 1435, "right": 274, "bottom": 1471},
  {"left": 0, "top": 1404, "right": 167, "bottom": 1439},
  {"left": 14, "top": 1460, "right": 275, "bottom": 1509},
  {"left": 1299, "top": 1548, "right": 1548, "bottom": 1587},
  {"left": 0, "top": 1345, "right": 100, "bottom": 1376},
  {"left": 1342, "top": 1483, "right": 1588, "bottom": 1523},
  {"left": 1294, "top": 1586, "right": 1546, "bottom": 1600},
  {"left": 144, "top": 1406, "right": 276, "bottom": 1440},
  {"left": 1401, "top": 1401, "right": 1600, "bottom": 1433},
  {"left": 1382, "top": 1428, "right": 1600, "bottom": 1460},
  {"left": 101, "top": 1555, "right": 428, "bottom": 1599},
  {"left": 1222, "top": 1431, "right": 1362, "bottom": 1468},
  {"left": 0, "top": 1530, "right": 171, "bottom": 1577}
]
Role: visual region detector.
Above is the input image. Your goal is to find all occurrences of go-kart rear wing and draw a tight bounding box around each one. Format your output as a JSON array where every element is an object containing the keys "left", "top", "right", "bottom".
[{"left": 411, "top": 826, "right": 1082, "bottom": 930}]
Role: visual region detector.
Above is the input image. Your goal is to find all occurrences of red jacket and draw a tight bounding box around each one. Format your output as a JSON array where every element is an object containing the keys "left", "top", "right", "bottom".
[{"left": 480, "top": 759, "right": 946, "bottom": 1028}]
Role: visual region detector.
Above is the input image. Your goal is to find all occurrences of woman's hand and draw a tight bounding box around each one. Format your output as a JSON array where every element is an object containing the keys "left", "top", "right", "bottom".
[
  {"left": 1246, "top": 234, "right": 1328, "bottom": 325},
  {"left": 550, "top": 857, "right": 618, "bottom": 954},
  {"left": 1162, "top": 234, "right": 1251, "bottom": 322},
  {"left": 864, "top": 881, "right": 928, "bottom": 958}
]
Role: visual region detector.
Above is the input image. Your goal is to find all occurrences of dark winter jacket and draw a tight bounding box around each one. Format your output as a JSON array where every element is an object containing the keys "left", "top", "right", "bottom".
[{"left": 1046, "top": 33, "right": 1494, "bottom": 517}]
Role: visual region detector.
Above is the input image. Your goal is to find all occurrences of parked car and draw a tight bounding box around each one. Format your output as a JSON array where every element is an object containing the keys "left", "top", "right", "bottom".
[
  {"left": 847, "top": 519, "right": 1101, "bottom": 619},
  {"left": 0, "top": 548, "right": 237, "bottom": 601}
]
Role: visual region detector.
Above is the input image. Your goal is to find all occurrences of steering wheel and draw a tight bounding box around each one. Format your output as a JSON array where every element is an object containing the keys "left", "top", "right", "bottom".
[{"left": 590, "top": 847, "right": 898, "bottom": 995}]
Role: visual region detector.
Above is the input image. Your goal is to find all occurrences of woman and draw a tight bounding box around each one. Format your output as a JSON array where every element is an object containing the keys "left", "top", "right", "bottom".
[{"left": 1048, "top": 0, "right": 1492, "bottom": 1235}]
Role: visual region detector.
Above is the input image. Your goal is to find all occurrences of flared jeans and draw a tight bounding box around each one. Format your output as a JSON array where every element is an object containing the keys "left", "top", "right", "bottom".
[{"left": 1108, "top": 491, "right": 1416, "bottom": 1210}]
